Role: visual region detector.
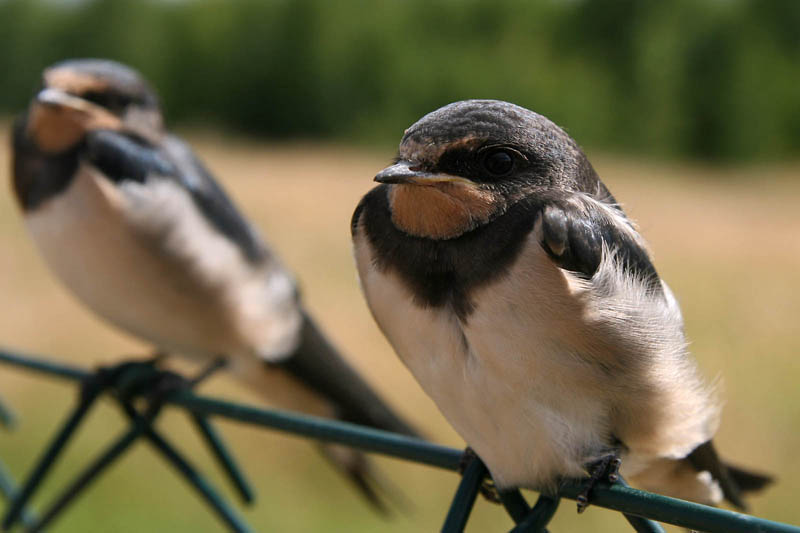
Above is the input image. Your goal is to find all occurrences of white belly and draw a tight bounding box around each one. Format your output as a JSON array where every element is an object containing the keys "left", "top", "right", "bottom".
[
  {"left": 355, "top": 231, "right": 612, "bottom": 489},
  {"left": 24, "top": 164, "right": 300, "bottom": 361}
]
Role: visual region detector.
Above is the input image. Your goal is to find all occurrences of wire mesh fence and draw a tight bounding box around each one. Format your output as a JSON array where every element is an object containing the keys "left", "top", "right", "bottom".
[{"left": 0, "top": 347, "right": 798, "bottom": 533}]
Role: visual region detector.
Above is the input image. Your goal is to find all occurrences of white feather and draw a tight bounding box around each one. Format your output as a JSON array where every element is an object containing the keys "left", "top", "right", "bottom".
[
  {"left": 354, "top": 195, "right": 719, "bottom": 500},
  {"left": 24, "top": 163, "right": 302, "bottom": 363}
]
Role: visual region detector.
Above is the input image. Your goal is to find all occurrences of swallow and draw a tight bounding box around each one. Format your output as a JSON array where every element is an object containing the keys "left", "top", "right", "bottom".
[
  {"left": 352, "top": 99, "right": 771, "bottom": 510},
  {"left": 12, "top": 58, "right": 417, "bottom": 510}
]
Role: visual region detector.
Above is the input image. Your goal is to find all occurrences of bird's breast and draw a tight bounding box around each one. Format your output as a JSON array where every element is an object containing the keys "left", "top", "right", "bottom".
[
  {"left": 354, "top": 226, "right": 613, "bottom": 488},
  {"left": 23, "top": 163, "right": 300, "bottom": 360}
]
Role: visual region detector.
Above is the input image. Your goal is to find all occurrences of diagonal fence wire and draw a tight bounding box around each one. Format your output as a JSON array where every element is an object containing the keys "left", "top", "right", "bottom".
[
  {"left": 0, "top": 357, "right": 254, "bottom": 533},
  {"left": 0, "top": 459, "right": 40, "bottom": 530},
  {"left": 0, "top": 396, "right": 40, "bottom": 530},
  {"left": 1, "top": 347, "right": 799, "bottom": 533},
  {"left": 0, "top": 395, "right": 16, "bottom": 429}
]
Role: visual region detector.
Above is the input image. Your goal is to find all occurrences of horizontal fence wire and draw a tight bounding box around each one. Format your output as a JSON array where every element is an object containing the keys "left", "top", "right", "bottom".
[{"left": 1, "top": 347, "right": 799, "bottom": 533}]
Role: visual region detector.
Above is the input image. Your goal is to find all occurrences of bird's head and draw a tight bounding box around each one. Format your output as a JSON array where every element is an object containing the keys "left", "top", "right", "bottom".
[
  {"left": 24, "top": 58, "right": 163, "bottom": 153},
  {"left": 375, "top": 100, "right": 601, "bottom": 240}
]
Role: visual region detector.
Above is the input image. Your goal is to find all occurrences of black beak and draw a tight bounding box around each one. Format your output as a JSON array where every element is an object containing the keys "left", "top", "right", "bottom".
[
  {"left": 374, "top": 161, "right": 431, "bottom": 184},
  {"left": 35, "top": 88, "right": 90, "bottom": 112}
]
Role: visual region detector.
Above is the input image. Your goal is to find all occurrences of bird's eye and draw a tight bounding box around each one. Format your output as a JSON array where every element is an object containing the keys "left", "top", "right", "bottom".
[
  {"left": 82, "top": 91, "right": 112, "bottom": 108},
  {"left": 481, "top": 148, "right": 516, "bottom": 177},
  {"left": 82, "top": 90, "right": 133, "bottom": 112}
]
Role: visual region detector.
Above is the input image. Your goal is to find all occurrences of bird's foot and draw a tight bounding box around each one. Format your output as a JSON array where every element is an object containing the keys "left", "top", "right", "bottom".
[
  {"left": 459, "top": 447, "right": 502, "bottom": 504},
  {"left": 81, "top": 355, "right": 225, "bottom": 409},
  {"left": 576, "top": 453, "right": 622, "bottom": 514},
  {"left": 80, "top": 357, "right": 160, "bottom": 402},
  {"left": 124, "top": 358, "right": 228, "bottom": 411}
]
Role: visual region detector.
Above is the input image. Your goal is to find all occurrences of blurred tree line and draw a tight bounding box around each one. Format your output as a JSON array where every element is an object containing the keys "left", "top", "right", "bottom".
[{"left": 0, "top": 0, "right": 798, "bottom": 160}]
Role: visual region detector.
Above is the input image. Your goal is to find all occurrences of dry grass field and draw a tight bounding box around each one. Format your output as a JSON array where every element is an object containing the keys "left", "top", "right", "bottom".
[{"left": 0, "top": 124, "right": 798, "bottom": 531}]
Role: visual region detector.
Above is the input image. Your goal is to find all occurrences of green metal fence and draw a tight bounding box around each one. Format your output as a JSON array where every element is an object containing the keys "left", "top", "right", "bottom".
[{"left": 0, "top": 348, "right": 798, "bottom": 533}]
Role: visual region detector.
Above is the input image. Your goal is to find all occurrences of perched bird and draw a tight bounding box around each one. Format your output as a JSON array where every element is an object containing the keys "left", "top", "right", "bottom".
[
  {"left": 352, "top": 99, "right": 771, "bottom": 510},
  {"left": 12, "top": 58, "right": 416, "bottom": 509}
]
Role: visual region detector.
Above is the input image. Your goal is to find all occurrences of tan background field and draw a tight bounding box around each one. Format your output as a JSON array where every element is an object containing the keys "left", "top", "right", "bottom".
[{"left": 0, "top": 125, "right": 798, "bottom": 531}]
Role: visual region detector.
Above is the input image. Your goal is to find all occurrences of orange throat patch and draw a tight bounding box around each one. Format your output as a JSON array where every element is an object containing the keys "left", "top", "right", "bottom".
[
  {"left": 26, "top": 101, "right": 122, "bottom": 153},
  {"left": 388, "top": 182, "right": 502, "bottom": 240}
]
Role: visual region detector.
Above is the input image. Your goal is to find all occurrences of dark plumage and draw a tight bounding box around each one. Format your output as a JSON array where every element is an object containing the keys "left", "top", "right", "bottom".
[
  {"left": 353, "top": 186, "right": 539, "bottom": 320},
  {"left": 12, "top": 116, "right": 80, "bottom": 210}
]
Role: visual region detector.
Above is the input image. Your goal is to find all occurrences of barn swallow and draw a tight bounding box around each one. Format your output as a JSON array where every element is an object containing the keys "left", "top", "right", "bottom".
[
  {"left": 352, "top": 100, "right": 771, "bottom": 511},
  {"left": 11, "top": 58, "right": 417, "bottom": 509}
]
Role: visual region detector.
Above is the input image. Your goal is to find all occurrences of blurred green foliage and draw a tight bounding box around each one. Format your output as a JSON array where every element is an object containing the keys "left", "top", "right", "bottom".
[{"left": 1, "top": 0, "right": 798, "bottom": 160}]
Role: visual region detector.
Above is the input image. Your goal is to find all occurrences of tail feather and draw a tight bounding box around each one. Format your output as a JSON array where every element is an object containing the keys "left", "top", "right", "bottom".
[
  {"left": 687, "top": 440, "right": 773, "bottom": 510},
  {"left": 318, "top": 444, "right": 391, "bottom": 515},
  {"left": 318, "top": 442, "right": 416, "bottom": 516},
  {"left": 279, "top": 311, "right": 420, "bottom": 437},
  {"left": 727, "top": 463, "right": 773, "bottom": 493},
  {"left": 272, "top": 311, "right": 419, "bottom": 512}
]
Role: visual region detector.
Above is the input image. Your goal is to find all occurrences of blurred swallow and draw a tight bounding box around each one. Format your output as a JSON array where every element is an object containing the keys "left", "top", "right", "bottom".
[
  {"left": 352, "top": 100, "right": 771, "bottom": 510},
  {"left": 12, "top": 58, "right": 416, "bottom": 510}
]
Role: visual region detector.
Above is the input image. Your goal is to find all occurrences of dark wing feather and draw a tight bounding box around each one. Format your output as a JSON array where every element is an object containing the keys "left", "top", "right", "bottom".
[
  {"left": 85, "top": 129, "right": 173, "bottom": 183},
  {"left": 277, "top": 312, "right": 419, "bottom": 438},
  {"left": 274, "top": 311, "right": 419, "bottom": 513},
  {"left": 538, "top": 196, "right": 663, "bottom": 294},
  {"left": 85, "top": 130, "right": 266, "bottom": 263}
]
